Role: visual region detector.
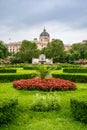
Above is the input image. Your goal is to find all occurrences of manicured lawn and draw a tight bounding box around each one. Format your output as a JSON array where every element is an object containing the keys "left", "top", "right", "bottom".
[{"left": 0, "top": 82, "right": 87, "bottom": 130}]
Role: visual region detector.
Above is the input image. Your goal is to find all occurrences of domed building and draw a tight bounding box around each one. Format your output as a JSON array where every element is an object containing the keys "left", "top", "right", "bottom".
[
  {"left": 33, "top": 28, "right": 50, "bottom": 49},
  {"left": 6, "top": 28, "right": 71, "bottom": 53},
  {"left": 39, "top": 28, "right": 50, "bottom": 43}
]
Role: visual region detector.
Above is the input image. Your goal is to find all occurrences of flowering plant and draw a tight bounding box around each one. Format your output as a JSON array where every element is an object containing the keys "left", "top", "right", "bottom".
[
  {"left": 30, "top": 93, "right": 60, "bottom": 111},
  {"left": 13, "top": 78, "right": 76, "bottom": 91}
]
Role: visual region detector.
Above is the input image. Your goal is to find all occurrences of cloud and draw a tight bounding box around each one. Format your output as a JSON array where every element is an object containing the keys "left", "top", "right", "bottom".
[
  {"left": 0, "top": 0, "right": 87, "bottom": 44},
  {"left": 1, "top": 20, "right": 87, "bottom": 45}
]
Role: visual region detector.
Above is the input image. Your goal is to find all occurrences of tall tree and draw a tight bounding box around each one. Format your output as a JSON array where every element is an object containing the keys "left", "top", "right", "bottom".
[
  {"left": 43, "top": 39, "right": 65, "bottom": 62},
  {"left": 0, "top": 41, "right": 8, "bottom": 59},
  {"left": 70, "top": 42, "right": 87, "bottom": 59},
  {"left": 18, "top": 40, "right": 40, "bottom": 63}
]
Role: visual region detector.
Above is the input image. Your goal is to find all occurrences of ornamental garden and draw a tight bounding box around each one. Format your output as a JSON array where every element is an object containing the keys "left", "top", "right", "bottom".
[{"left": 0, "top": 63, "right": 87, "bottom": 130}]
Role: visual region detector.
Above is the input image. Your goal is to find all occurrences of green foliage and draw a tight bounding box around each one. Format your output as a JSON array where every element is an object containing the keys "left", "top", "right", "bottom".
[
  {"left": 0, "top": 73, "right": 36, "bottom": 82},
  {"left": 42, "top": 39, "right": 65, "bottom": 63},
  {"left": 69, "top": 42, "right": 87, "bottom": 60},
  {"left": 59, "top": 63, "right": 79, "bottom": 68},
  {"left": 30, "top": 93, "right": 60, "bottom": 111},
  {"left": 0, "top": 82, "right": 87, "bottom": 129},
  {"left": 17, "top": 40, "right": 40, "bottom": 63},
  {"left": 0, "top": 97, "right": 18, "bottom": 123},
  {"left": 0, "top": 68, "right": 17, "bottom": 73},
  {"left": 36, "top": 64, "right": 56, "bottom": 79},
  {"left": 23, "top": 65, "right": 36, "bottom": 70},
  {"left": 70, "top": 97, "right": 87, "bottom": 123},
  {"left": 52, "top": 73, "right": 87, "bottom": 82},
  {"left": 63, "top": 68, "right": 87, "bottom": 73},
  {"left": 0, "top": 41, "right": 8, "bottom": 59}
]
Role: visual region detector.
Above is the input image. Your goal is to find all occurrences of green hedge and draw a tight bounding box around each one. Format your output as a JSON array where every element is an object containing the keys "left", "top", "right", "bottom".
[
  {"left": 52, "top": 73, "right": 87, "bottom": 82},
  {"left": 0, "top": 97, "right": 18, "bottom": 123},
  {"left": 0, "top": 73, "right": 36, "bottom": 82},
  {"left": 70, "top": 98, "right": 87, "bottom": 123},
  {"left": 0, "top": 69, "right": 17, "bottom": 73},
  {"left": 60, "top": 63, "right": 81, "bottom": 68},
  {"left": 23, "top": 66, "right": 35, "bottom": 70},
  {"left": 63, "top": 68, "right": 87, "bottom": 73}
]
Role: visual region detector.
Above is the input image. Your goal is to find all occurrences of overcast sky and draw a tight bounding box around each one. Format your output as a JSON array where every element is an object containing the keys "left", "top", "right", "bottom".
[{"left": 0, "top": 0, "right": 87, "bottom": 44}]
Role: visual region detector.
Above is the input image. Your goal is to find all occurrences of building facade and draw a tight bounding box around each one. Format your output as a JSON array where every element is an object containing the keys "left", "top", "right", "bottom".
[
  {"left": 6, "top": 28, "right": 71, "bottom": 53},
  {"left": 33, "top": 28, "right": 50, "bottom": 49},
  {"left": 6, "top": 41, "right": 21, "bottom": 53}
]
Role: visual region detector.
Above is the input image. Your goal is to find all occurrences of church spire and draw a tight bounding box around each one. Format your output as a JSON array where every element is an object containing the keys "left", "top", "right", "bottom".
[{"left": 43, "top": 27, "right": 46, "bottom": 32}]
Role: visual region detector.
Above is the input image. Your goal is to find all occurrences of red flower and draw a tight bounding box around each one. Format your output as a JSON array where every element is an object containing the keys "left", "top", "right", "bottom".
[{"left": 13, "top": 78, "right": 76, "bottom": 91}]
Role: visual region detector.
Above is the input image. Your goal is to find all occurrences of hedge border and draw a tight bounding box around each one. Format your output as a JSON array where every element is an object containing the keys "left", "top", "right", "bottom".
[
  {"left": 63, "top": 68, "right": 87, "bottom": 73},
  {"left": 0, "top": 73, "right": 36, "bottom": 82},
  {"left": 70, "top": 98, "right": 87, "bottom": 123},
  {"left": 0, "top": 98, "right": 18, "bottom": 123},
  {"left": 0, "top": 69, "right": 17, "bottom": 73},
  {"left": 52, "top": 73, "right": 87, "bottom": 82}
]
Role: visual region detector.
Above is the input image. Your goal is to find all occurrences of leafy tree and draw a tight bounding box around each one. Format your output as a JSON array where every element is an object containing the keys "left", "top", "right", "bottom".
[
  {"left": 70, "top": 42, "right": 87, "bottom": 60},
  {"left": 43, "top": 39, "right": 65, "bottom": 63},
  {"left": 0, "top": 41, "right": 8, "bottom": 59},
  {"left": 18, "top": 40, "right": 40, "bottom": 63}
]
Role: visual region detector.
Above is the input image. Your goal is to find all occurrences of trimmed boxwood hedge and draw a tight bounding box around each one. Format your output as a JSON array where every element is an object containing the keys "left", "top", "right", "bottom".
[
  {"left": 23, "top": 66, "right": 35, "bottom": 70},
  {"left": 52, "top": 73, "right": 87, "bottom": 82},
  {"left": 63, "top": 68, "right": 87, "bottom": 73},
  {"left": 60, "top": 63, "right": 81, "bottom": 68},
  {"left": 70, "top": 98, "right": 87, "bottom": 123},
  {"left": 0, "top": 69, "right": 17, "bottom": 73},
  {"left": 0, "top": 73, "right": 36, "bottom": 82},
  {"left": 0, "top": 97, "right": 18, "bottom": 123}
]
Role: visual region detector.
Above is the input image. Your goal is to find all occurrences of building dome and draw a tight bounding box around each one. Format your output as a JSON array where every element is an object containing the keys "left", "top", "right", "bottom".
[{"left": 40, "top": 28, "right": 50, "bottom": 37}]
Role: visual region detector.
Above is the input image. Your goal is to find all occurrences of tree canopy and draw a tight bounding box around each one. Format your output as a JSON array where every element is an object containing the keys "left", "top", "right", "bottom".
[
  {"left": 42, "top": 39, "right": 65, "bottom": 62},
  {"left": 16, "top": 40, "right": 40, "bottom": 63},
  {"left": 0, "top": 41, "right": 8, "bottom": 59}
]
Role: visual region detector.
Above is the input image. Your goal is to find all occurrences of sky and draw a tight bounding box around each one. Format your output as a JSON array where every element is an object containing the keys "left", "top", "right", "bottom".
[{"left": 0, "top": 0, "right": 87, "bottom": 44}]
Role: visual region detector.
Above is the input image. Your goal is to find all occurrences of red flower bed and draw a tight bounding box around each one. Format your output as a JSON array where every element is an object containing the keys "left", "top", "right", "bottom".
[{"left": 13, "top": 78, "right": 76, "bottom": 91}]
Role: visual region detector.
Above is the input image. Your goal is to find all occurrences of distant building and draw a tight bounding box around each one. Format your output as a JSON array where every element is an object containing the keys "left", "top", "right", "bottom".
[
  {"left": 6, "top": 28, "right": 71, "bottom": 53},
  {"left": 6, "top": 41, "right": 21, "bottom": 53},
  {"left": 64, "top": 45, "right": 71, "bottom": 51},
  {"left": 33, "top": 28, "right": 50, "bottom": 49}
]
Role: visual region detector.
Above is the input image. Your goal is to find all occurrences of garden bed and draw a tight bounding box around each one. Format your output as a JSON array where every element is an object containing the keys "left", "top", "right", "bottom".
[{"left": 13, "top": 78, "right": 76, "bottom": 91}]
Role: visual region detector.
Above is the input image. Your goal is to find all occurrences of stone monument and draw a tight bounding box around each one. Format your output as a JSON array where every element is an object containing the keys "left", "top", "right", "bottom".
[{"left": 32, "top": 54, "right": 53, "bottom": 64}]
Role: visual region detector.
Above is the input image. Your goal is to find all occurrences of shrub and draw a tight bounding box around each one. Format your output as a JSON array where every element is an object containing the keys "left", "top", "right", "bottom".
[
  {"left": 52, "top": 73, "right": 87, "bottom": 82},
  {"left": 36, "top": 65, "right": 52, "bottom": 79},
  {"left": 13, "top": 78, "right": 76, "bottom": 91},
  {"left": 63, "top": 68, "right": 87, "bottom": 73},
  {"left": 60, "top": 63, "right": 81, "bottom": 68},
  {"left": 30, "top": 93, "right": 60, "bottom": 111},
  {"left": 70, "top": 98, "right": 87, "bottom": 123},
  {"left": 23, "top": 65, "right": 36, "bottom": 70},
  {"left": 0, "top": 68, "right": 17, "bottom": 73},
  {"left": 0, "top": 97, "right": 18, "bottom": 123},
  {"left": 47, "top": 65, "right": 62, "bottom": 70},
  {"left": 0, "top": 73, "right": 36, "bottom": 82}
]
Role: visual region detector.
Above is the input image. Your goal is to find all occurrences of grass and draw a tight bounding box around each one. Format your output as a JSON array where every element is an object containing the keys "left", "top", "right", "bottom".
[{"left": 0, "top": 82, "right": 87, "bottom": 130}]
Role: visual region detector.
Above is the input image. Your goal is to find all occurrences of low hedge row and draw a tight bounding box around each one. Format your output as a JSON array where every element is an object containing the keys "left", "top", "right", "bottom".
[
  {"left": 70, "top": 98, "right": 87, "bottom": 123},
  {"left": 60, "top": 63, "right": 81, "bottom": 68},
  {"left": 0, "top": 97, "right": 18, "bottom": 123},
  {"left": 52, "top": 73, "right": 87, "bottom": 82},
  {"left": 0, "top": 69, "right": 17, "bottom": 73},
  {"left": 0, "top": 73, "right": 36, "bottom": 82},
  {"left": 23, "top": 66, "right": 35, "bottom": 70},
  {"left": 63, "top": 68, "right": 87, "bottom": 73}
]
